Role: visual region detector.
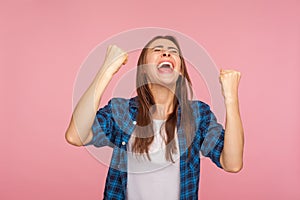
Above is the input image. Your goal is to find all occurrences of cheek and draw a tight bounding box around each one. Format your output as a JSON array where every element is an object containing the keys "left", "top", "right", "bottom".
[
  {"left": 146, "top": 53, "right": 156, "bottom": 64},
  {"left": 175, "top": 57, "right": 182, "bottom": 70},
  {"left": 145, "top": 54, "right": 151, "bottom": 64}
]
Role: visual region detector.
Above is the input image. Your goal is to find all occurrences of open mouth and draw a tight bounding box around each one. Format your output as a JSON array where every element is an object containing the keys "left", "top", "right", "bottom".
[{"left": 157, "top": 61, "right": 174, "bottom": 73}]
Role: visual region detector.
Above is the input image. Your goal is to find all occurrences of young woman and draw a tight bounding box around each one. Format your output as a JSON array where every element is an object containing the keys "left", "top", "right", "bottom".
[{"left": 65, "top": 35, "right": 244, "bottom": 200}]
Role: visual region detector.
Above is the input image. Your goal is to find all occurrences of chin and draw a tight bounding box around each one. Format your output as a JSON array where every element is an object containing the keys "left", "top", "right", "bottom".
[{"left": 157, "top": 77, "right": 179, "bottom": 88}]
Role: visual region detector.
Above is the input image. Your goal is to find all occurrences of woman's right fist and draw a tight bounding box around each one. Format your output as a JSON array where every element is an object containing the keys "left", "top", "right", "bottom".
[{"left": 102, "top": 45, "right": 128, "bottom": 75}]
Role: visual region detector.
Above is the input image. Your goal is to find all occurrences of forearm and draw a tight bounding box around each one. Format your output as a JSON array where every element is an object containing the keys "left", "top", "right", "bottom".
[
  {"left": 220, "top": 98, "right": 244, "bottom": 172},
  {"left": 65, "top": 45, "right": 128, "bottom": 146},
  {"left": 66, "top": 67, "right": 113, "bottom": 145}
]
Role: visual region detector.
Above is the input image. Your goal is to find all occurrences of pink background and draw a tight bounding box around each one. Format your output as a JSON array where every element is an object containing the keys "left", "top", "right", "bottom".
[{"left": 1, "top": 0, "right": 300, "bottom": 199}]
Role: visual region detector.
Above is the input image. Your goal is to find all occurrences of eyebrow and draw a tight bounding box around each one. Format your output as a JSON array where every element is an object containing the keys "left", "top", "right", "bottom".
[{"left": 152, "top": 45, "right": 179, "bottom": 51}]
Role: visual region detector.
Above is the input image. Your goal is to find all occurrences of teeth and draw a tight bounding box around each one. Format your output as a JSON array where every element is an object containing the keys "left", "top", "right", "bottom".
[{"left": 157, "top": 61, "right": 173, "bottom": 69}]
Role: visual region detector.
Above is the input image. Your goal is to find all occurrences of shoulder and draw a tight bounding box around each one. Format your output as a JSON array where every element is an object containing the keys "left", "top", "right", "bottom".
[
  {"left": 189, "top": 99, "right": 211, "bottom": 113},
  {"left": 109, "top": 96, "right": 138, "bottom": 107},
  {"left": 103, "top": 96, "right": 138, "bottom": 116},
  {"left": 106, "top": 96, "right": 138, "bottom": 107},
  {"left": 187, "top": 100, "right": 214, "bottom": 124}
]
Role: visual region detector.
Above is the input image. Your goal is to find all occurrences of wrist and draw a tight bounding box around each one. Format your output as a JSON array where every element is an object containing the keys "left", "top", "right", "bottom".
[{"left": 98, "top": 66, "right": 114, "bottom": 79}]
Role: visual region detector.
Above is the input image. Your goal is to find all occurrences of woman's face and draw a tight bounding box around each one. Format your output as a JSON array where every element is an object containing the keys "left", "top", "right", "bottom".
[{"left": 143, "top": 38, "right": 182, "bottom": 87}]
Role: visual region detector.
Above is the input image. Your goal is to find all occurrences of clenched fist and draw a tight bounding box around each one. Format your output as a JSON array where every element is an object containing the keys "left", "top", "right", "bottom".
[
  {"left": 219, "top": 69, "right": 241, "bottom": 102},
  {"left": 102, "top": 45, "right": 128, "bottom": 76}
]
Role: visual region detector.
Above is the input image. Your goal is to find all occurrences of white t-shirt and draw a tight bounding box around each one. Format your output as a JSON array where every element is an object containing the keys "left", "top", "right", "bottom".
[{"left": 126, "top": 119, "right": 180, "bottom": 200}]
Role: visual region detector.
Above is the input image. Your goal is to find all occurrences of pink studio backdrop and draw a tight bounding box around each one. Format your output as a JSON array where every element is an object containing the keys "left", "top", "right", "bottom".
[{"left": 1, "top": 1, "right": 300, "bottom": 200}]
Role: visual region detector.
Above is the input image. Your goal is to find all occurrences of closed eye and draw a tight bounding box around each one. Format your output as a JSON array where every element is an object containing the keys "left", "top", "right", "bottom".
[
  {"left": 168, "top": 47, "right": 179, "bottom": 54},
  {"left": 153, "top": 48, "right": 162, "bottom": 52}
]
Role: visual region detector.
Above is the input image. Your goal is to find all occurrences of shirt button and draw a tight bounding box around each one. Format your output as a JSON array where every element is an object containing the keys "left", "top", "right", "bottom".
[
  {"left": 122, "top": 141, "right": 126, "bottom": 145},
  {"left": 132, "top": 121, "right": 137, "bottom": 125}
]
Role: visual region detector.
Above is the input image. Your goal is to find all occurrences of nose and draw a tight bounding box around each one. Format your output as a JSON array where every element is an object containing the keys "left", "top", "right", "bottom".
[{"left": 162, "top": 50, "right": 171, "bottom": 57}]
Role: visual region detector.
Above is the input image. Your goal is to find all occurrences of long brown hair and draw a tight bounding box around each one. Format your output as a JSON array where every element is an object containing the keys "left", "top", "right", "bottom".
[{"left": 132, "top": 35, "right": 195, "bottom": 162}]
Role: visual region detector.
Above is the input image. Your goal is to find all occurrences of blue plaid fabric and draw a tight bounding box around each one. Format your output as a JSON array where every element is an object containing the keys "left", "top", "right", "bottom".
[{"left": 84, "top": 96, "right": 224, "bottom": 200}]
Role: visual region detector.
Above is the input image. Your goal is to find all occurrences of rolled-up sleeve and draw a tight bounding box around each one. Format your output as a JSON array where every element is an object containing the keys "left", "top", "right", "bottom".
[
  {"left": 83, "top": 99, "right": 115, "bottom": 147},
  {"left": 199, "top": 102, "right": 225, "bottom": 169}
]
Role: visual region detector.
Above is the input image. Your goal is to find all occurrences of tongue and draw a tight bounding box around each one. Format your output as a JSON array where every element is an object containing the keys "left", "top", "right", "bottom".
[{"left": 158, "top": 67, "right": 173, "bottom": 73}]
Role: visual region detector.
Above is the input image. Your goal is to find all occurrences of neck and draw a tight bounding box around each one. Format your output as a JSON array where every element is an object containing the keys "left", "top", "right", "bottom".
[{"left": 149, "top": 84, "right": 176, "bottom": 120}]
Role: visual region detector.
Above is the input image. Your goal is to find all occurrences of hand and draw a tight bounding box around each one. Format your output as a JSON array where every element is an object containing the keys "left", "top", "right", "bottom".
[
  {"left": 219, "top": 69, "right": 241, "bottom": 103},
  {"left": 102, "top": 45, "right": 128, "bottom": 76}
]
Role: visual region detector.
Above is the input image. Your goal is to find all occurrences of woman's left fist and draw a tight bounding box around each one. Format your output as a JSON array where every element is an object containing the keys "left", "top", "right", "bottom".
[{"left": 219, "top": 69, "right": 241, "bottom": 102}]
